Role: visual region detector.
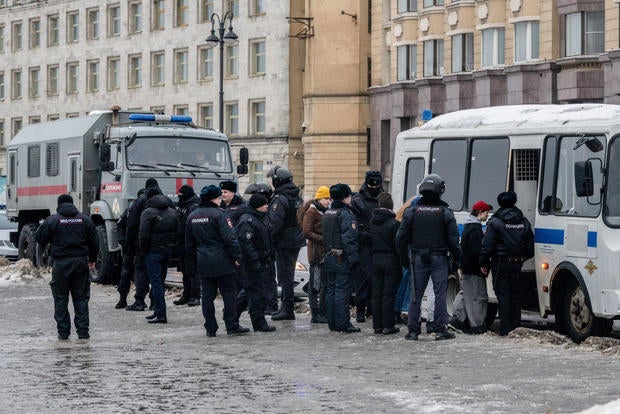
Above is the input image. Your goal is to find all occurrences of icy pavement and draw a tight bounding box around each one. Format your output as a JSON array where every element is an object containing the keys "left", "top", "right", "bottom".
[{"left": 0, "top": 271, "right": 619, "bottom": 413}]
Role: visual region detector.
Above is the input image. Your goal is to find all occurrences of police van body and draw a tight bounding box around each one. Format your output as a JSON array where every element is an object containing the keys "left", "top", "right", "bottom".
[
  {"left": 391, "top": 104, "right": 620, "bottom": 342},
  {"left": 6, "top": 109, "right": 242, "bottom": 283}
]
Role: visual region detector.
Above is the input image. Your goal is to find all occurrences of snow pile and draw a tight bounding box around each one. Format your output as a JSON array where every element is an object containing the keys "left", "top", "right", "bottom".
[
  {"left": 508, "top": 327, "right": 620, "bottom": 354},
  {"left": 579, "top": 398, "right": 620, "bottom": 414},
  {"left": 0, "top": 259, "right": 49, "bottom": 285}
]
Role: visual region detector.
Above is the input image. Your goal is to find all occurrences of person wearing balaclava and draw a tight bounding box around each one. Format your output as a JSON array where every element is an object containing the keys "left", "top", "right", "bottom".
[
  {"left": 480, "top": 191, "right": 534, "bottom": 336},
  {"left": 350, "top": 170, "right": 384, "bottom": 323},
  {"left": 173, "top": 185, "right": 201, "bottom": 307}
]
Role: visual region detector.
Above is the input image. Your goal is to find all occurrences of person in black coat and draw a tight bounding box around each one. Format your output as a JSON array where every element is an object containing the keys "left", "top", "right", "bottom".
[
  {"left": 186, "top": 185, "right": 249, "bottom": 337},
  {"left": 173, "top": 185, "right": 201, "bottom": 307},
  {"left": 369, "top": 192, "right": 402, "bottom": 335},
  {"left": 35, "top": 194, "right": 99, "bottom": 340},
  {"left": 266, "top": 166, "right": 306, "bottom": 321},
  {"left": 236, "top": 194, "right": 276, "bottom": 332},
  {"left": 139, "top": 188, "right": 178, "bottom": 323}
]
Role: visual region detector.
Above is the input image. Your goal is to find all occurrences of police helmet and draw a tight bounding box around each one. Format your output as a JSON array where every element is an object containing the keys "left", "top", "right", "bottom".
[
  {"left": 418, "top": 174, "right": 445, "bottom": 196},
  {"left": 245, "top": 182, "right": 274, "bottom": 200},
  {"left": 267, "top": 166, "right": 293, "bottom": 188}
]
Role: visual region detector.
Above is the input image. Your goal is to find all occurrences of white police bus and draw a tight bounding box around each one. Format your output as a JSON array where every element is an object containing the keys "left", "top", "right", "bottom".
[{"left": 391, "top": 104, "right": 620, "bottom": 342}]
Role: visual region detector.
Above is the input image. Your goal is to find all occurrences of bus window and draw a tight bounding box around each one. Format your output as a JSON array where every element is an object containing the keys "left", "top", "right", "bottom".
[
  {"left": 431, "top": 139, "right": 467, "bottom": 210},
  {"left": 404, "top": 157, "right": 425, "bottom": 202},
  {"left": 539, "top": 137, "right": 557, "bottom": 213},
  {"left": 555, "top": 135, "right": 605, "bottom": 217},
  {"left": 604, "top": 137, "right": 620, "bottom": 226},
  {"left": 468, "top": 138, "right": 509, "bottom": 210}
]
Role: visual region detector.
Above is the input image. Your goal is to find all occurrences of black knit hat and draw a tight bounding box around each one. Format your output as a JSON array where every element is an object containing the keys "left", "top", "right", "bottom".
[
  {"left": 145, "top": 178, "right": 159, "bottom": 188},
  {"left": 497, "top": 191, "right": 517, "bottom": 208},
  {"left": 200, "top": 185, "right": 222, "bottom": 201},
  {"left": 57, "top": 194, "right": 73, "bottom": 205},
  {"left": 219, "top": 180, "right": 238, "bottom": 193},
  {"left": 178, "top": 184, "right": 195, "bottom": 197},
  {"left": 249, "top": 193, "right": 268, "bottom": 209},
  {"left": 329, "top": 183, "right": 352, "bottom": 201}
]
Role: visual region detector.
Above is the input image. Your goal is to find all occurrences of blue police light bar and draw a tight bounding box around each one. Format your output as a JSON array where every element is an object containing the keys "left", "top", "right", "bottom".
[{"left": 129, "top": 114, "right": 192, "bottom": 123}]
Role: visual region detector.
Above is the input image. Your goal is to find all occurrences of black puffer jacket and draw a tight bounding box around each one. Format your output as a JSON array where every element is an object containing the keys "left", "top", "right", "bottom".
[
  {"left": 369, "top": 208, "right": 400, "bottom": 255},
  {"left": 460, "top": 215, "right": 484, "bottom": 276},
  {"left": 237, "top": 207, "right": 272, "bottom": 271},
  {"left": 480, "top": 206, "right": 534, "bottom": 267},
  {"left": 35, "top": 202, "right": 99, "bottom": 261},
  {"left": 126, "top": 185, "right": 174, "bottom": 252},
  {"left": 268, "top": 182, "right": 305, "bottom": 249},
  {"left": 351, "top": 185, "right": 380, "bottom": 230},
  {"left": 177, "top": 194, "right": 200, "bottom": 251},
  {"left": 186, "top": 200, "right": 242, "bottom": 278},
  {"left": 139, "top": 194, "right": 178, "bottom": 256}
]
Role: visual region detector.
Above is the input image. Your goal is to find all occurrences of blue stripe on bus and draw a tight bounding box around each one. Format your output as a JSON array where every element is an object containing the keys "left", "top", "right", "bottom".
[{"left": 534, "top": 228, "right": 598, "bottom": 248}]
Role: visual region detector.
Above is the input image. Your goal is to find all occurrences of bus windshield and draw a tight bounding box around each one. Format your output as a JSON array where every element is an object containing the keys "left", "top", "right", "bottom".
[
  {"left": 605, "top": 138, "right": 620, "bottom": 226},
  {"left": 125, "top": 137, "right": 232, "bottom": 173}
]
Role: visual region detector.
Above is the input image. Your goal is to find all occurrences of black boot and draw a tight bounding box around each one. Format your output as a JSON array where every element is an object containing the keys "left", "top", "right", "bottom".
[
  {"left": 271, "top": 304, "right": 295, "bottom": 321},
  {"left": 173, "top": 296, "right": 189, "bottom": 306},
  {"left": 126, "top": 300, "right": 147, "bottom": 311},
  {"left": 115, "top": 297, "right": 127, "bottom": 309},
  {"left": 187, "top": 297, "right": 200, "bottom": 307},
  {"left": 311, "top": 314, "right": 328, "bottom": 324}
]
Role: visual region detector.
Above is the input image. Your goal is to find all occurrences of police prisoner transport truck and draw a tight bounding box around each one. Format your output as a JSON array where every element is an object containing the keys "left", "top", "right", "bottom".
[
  {"left": 391, "top": 104, "right": 620, "bottom": 342},
  {"left": 6, "top": 108, "right": 247, "bottom": 284}
]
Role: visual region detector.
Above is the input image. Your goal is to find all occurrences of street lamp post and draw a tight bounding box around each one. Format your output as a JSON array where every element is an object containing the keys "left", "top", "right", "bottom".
[{"left": 205, "top": 11, "right": 238, "bottom": 132}]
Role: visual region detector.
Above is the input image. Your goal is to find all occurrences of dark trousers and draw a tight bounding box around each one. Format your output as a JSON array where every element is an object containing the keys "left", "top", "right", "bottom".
[
  {"left": 50, "top": 256, "right": 90, "bottom": 337},
  {"left": 133, "top": 253, "right": 149, "bottom": 303},
  {"left": 145, "top": 252, "right": 169, "bottom": 319},
  {"left": 308, "top": 262, "right": 326, "bottom": 316},
  {"left": 275, "top": 247, "right": 301, "bottom": 309},
  {"left": 353, "top": 244, "right": 372, "bottom": 315},
  {"left": 371, "top": 253, "right": 402, "bottom": 331},
  {"left": 201, "top": 274, "right": 238, "bottom": 334},
  {"left": 324, "top": 255, "right": 353, "bottom": 331},
  {"left": 263, "top": 262, "right": 278, "bottom": 311},
  {"left": 245, "top": 265, "right": 270, "bottom": 330},
  {"left": 491, "top": 259, "right": 523, "bottom": 336},
  {"left": 117, "top": 251, "right": 134, "bottom": 298},
  {"left": 407, "top": 255, "right": 449, "bottom": 334},
  {"left": 179, "top": 250, "right": 201, "bottom": 299}
]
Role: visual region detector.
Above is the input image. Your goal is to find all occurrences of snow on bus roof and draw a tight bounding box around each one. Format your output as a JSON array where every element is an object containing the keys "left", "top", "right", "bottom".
[{"left": 417, "top": 104, "right": 620, "bottom": 131}]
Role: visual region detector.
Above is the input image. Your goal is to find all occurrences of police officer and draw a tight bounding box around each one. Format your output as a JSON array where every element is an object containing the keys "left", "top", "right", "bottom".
[
  {"left": 186, "top": 185, "right": 249, "bottom": 337},
  {"left": 173, "top": 185, "right": 201, "bottom": 307},
  {"left": 220, "top": 180, "right": 245, "bottom": 215},
  {"left": 396, "top": 174, "right": 460, "bottom": 341},
  {"left": 266, "top": 166, "right": 306, "bottom": 321},
  {"left": 322, "top": 183, "right": 361, "bottom": 333},
  {"left": 480, "top": 191, "right": 534, "bottom": 336},
  {"left": 351, "top": 170, "right": 384, "bottom": 322},
  {"left": 236, "top": 193, "right": 277, "bottom": 332},
  {"left": 35, "top": 194, "right": 99, "bottom": 340}
]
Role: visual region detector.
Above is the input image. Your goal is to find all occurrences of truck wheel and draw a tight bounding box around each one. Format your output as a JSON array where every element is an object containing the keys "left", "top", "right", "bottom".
[
  {"left": 560, "top": 280, "right": 612, "bottom": 343},
  {"left": 18, "top": 223, "right": 38, "bottom": 266},
  {"left": 90, "top": 225, "right": 119, "bottom": 284},
  {"left": 485, "top": 302, "right": 498, "bottom": 329},
  {"left": 36, "top": 242, "right": 51, "bottom": 268}
]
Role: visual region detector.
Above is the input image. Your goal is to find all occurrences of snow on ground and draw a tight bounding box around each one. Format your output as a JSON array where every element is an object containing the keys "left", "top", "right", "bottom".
[
  {"left": 0, "top": 259, "right": 50, "bottom": 286},
  {"left": 508, "top": 327, "right": 620, "bottom": 355},
  {"left": 579, "top": 398, "right": 620, "bottom": 414}
]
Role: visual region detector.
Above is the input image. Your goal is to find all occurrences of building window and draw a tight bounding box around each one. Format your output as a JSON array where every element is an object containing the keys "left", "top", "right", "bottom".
[
  {"left": 129, "top": 54, "right": 142, "bottom": 87},
  {"left": 87, "top": 8, "right": 100, "bottom": 40},
  {"left": 12, "top": 21, "right": 23, "bottom": 51},
  {"left": 175, "top": 0, "right": 189, "bottom": 27},
  {"left": 251, "top": 161, "right": 264, "bottom": 183},
  {"left": 250, "top": 100, "right": 265, "bottom": 135},
  {"left": 514, "top": 21, "right": 539, "bottom": 62},
  {"left": 397, "top": 0, "right": 417, "bottom": 13},
  {"left": 108, "top": 4, "right": 121, "bottom": 37},
  {"left": 423, "top": 0, "right": 444, "bottom": 7},
  {"left": 47, "top": 65, "right": 59, "bottom": 96},
  {"left": 0, "top": 72, "right": 4, "bottom": 100},
  {"left": 174, "top": 49, "right": 189, "bottom": 83},
  {"left": 46, "top": 142, "right": 59, "bottom": 176},
  {"left": 153, "top": 0, "right": 165, "bottom": 30},
  {"left": 87, "top": 60, "right": 100, "bottom": 92},
  {"left": 226, "top": 0, "right": 239, "bottom": 16},
  {"left": 11, "top": 69, "right": 21, "bottom": 100},
  {"left": 201, "top": 0, "right": 214, "bottom": 23},
  {"left": 481, "top": 28, "right": 505, "bottom": 67},
  {"left": 29, "top": 116, "right": 41, "bottom": 124},
  {"left": 29, "top": 18, "right": 40, "bottom": 48},
  {"left": 198, "top": 103, "right": 213, "bottom": 128},
  {"left": 151, "top": 51, "right": 165, "bottom": 86},
  {"left": 150, "top": 106, "right": 165, "bottom": 114},
  {"left": 451, "top": 33, "right": 473, "bottom": 73},
  {"left": 225, "top": 44, "right": 239, "bottom": 76},
  {"left": 397, "top": 44, "right": 416, "bottom": 81},
  {"left": 48, "top": 15, "right": 59, "bottom": 46},
  {"left": 66, "top": 62, "right": 79, "bottom": 94},
  {"left": 67, "top": 11, "right": 79, "bottom": 43},
  {"left": 174, "top": 105, "right": 189, "bottom": 116},
  {"left": 225, "top": 102, "right": 239, "bottom": 136},
  {"left": 423, "top": 39, "right": 444, "bottom": 77},
  {"left": 12, "top": 118, "right": 23, "bottom": 139},
  {"left": 107, "top": 56, "right": 120, "bottom": 90},
  {"left": 27, "top": 145, "right": 40, "bottom": 177},
  {"left": 198, "top": 46, "right": 213, "bottom": 80},
  {"left": 66, "top": 112, "right": 80, "bottom": 118},
  {"left": 129, "top": 1, "right": 142, "bottom": 34},
  {"left": 28, "top": 67, "right": 40, "bottom": 98},
  {"left": 250, "top": 39, "right": 266, "bottom": 75},
  {"left": 48, "top": 114, "right": 60, "bottom": 121},
  {"left": 0, "top": 120, "right": 4, "bottom": 147},
  {"left": 565, "top": 11, "right": 604, "bottom": 57},
  {"left": 0, "top": 25, "right": 4, "bottom": 53},
  {"left": 251, "top": 0, "right": 265, "bottom": 16}
]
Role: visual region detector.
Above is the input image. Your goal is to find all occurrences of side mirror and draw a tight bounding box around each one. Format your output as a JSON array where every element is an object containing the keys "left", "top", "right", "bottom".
[
  {"left": 102, "top": 161, "right": 115, "bottom": 172},
  {"left": 237, "top": 164, "right": 248, "bottom": 175},
  {"left": 575, "top": 160, "right": 594, "bottom": 197},
  {"left": 99, "top": 143, "right": 111, "bottom": 163},
  {"left": 239, "top": 147, "right": 249, "bottom": 165}
]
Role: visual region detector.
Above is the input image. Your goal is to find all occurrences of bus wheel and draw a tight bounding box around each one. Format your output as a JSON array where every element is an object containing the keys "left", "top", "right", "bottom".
[
  {"left": 561, "top": 280, "right": 612, "bottom": 343},
  {"left": 90, "top": 225, "right": 119, "bottom": 284},
  {"left": 18, "top": 223, "right": 38, "bottom": 266}
]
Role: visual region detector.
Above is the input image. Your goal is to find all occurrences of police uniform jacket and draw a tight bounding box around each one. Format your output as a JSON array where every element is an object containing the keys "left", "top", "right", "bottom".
[
  {"left": 139, "top": 194, "right": 178, "bottom": 256},
  {"left": 221, "top": 194, "right": 246, "bottom": 227},
  {"left": 186, "top": 201, "right": 242, "bottom": 278},
  {"left": 177, "top": 194, "right": 200, "bottom": 251},
  {"left": 268, "top": 182, "right": 305, "bottom": 250},
  {"left": 480, "top": 206, "right": 534, "bottom": 267},
  {"left": 321, "top": 200, "right": 360, "bottom": 266},
  {"left": 237, "top": 207, "right": 272, "bottom": 271},
  {"left": 35, "top": 202, "right": 99, "bottom": 261}
]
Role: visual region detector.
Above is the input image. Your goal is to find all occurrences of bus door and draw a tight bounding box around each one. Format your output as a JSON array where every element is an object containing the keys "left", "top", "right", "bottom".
[{"left": 68, "top": 153, "right": 82, "bottom": 211}]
